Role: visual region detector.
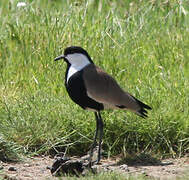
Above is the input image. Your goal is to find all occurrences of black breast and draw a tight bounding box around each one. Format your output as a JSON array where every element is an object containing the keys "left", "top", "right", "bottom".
[{"left": 65, "top": 68, "right": 104, "bottom": 111}]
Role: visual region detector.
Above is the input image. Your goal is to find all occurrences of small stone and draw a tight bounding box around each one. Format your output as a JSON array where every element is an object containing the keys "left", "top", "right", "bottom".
[
  {"left": 161, "top": 161, "right": 173, "bottom": 166},
  {"left": 46, "top": 166, "right": 52, "bottom": 170},
  {"left": 40, "top": 167, "right": 47, "bottom": 173},
  {"left": 120, "top": 164, "right": 129, "bottom": 171},
  {"left": 8, "top": 166, "right": 17, "bottom": 171},
  {"left": 24, "top": 163, "right": 31, "bottom": 167},
  {"left": 3, "top": 175, "right": 17, "bottom": 180},
  {"left": 24, "top": 174, "right": 32, "bottom": 177}
]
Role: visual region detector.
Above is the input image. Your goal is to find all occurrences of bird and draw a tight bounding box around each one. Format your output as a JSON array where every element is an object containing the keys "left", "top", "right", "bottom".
[{"left": 54, "top": 46, "right": 152, "bottom": 166}]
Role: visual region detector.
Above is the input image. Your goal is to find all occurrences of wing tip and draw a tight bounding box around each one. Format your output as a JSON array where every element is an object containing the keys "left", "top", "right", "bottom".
[
  {"left": 135, "top": 100, "right": 152, "bottom": 118},
  {"left": 136, "top": 109, "right": 148, "bottom": 118}
]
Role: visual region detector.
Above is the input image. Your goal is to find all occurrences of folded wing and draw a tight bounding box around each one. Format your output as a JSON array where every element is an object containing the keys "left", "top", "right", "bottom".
[{"left": 83, "top": 64, "right": 151, "bottom": 117}]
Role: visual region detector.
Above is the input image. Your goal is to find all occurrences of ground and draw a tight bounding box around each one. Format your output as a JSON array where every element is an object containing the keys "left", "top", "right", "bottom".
[{"left": 0, "top": 156, "right": 189, "bottom": 180}]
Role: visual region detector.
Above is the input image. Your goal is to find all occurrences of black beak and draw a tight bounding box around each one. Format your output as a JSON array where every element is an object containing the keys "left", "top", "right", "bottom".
[{"left": 54, "top": 55, "right": 65, "bottom": 61}]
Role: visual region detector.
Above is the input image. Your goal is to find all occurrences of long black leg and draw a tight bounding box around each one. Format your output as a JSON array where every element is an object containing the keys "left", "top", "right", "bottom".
[
  {"left": 93, "top": 112, "right": 99, "bottom": 147},
  {"left": 88, "top": 112, "right": 99, "bottom": 166},
  {"left": 97, "top": 111, "right": 103, "bottom": 163},
  {"left": 88, "top": 111, "right": 104, "bottom": 166}
]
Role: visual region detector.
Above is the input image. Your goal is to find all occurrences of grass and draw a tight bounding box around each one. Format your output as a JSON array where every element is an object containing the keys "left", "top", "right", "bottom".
[
  {"left": 0, "top": 0, "right": 189, "bottom": 163},
  {"left": 0, "top": 172, "right": 189, "bottom": 180},
  {"left": 66, "top": 173, "right": 189, "bottom": 180},
  {"left": 51, "top": 172, "right": 189, "bottom": 180}
]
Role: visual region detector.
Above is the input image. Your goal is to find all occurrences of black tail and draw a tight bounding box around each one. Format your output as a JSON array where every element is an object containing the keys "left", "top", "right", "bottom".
[{"left": 132, "top": 96, "right": 152, "bottom": 118}]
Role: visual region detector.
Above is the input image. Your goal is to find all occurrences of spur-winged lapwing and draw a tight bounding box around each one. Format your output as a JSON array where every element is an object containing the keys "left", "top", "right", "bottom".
[{"left": 54, "top": 46, "right": 152, "bottom": 165}]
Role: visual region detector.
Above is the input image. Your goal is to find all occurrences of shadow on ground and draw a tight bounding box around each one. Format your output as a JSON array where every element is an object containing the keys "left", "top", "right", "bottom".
[{"left": 117, "top": 153, "right": 172, "bottom": 166}]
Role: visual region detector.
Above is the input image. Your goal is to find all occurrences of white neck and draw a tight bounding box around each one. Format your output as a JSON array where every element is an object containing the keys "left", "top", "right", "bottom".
[{"left": 66, "top": 53, "right": 91, "bottom": 83}]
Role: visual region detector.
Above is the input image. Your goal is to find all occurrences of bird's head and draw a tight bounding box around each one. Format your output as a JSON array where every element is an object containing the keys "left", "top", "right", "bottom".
[{"left": 54, "top": 46, "right": 93, "bottom": 66}]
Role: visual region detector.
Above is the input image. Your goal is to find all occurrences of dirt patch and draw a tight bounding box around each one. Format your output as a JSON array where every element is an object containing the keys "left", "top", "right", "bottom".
[{"left": 0, "top": 155, "right": 189, "bottom": 180}]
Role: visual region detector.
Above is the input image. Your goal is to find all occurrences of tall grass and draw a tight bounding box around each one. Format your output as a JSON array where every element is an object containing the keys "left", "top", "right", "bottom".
[{"left": 0, "top": 0, "right": 189, "bottom": 160}]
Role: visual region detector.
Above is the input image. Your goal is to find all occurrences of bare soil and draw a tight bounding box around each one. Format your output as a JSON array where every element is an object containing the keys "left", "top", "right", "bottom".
[{"left": 0, "top": 155, "right": 189, "bottom": 180}]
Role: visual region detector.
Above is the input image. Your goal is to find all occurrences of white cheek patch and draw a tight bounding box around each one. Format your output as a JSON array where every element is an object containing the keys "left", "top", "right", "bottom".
[{"left": 66, "top": 53, "right": 91, "bottom": 83}]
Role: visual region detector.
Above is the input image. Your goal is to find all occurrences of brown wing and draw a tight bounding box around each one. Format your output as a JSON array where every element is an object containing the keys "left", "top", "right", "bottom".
[{"left": 83, "top": 64, "right": 141, "bottom": 112}]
